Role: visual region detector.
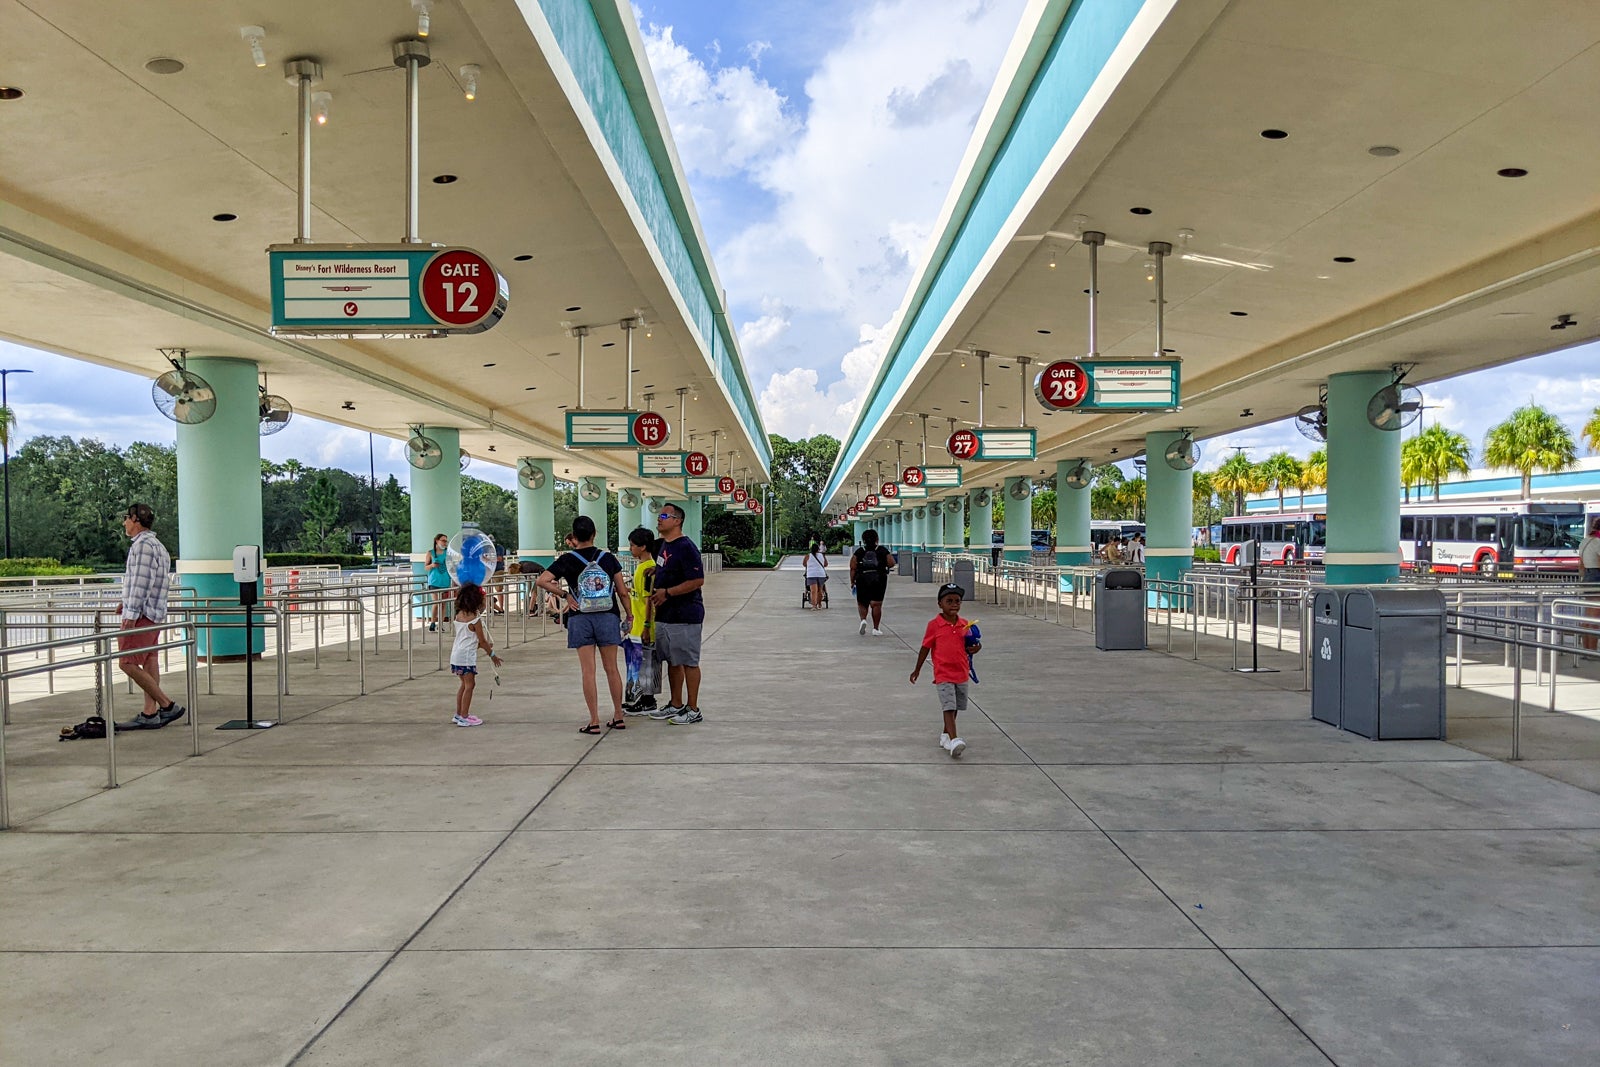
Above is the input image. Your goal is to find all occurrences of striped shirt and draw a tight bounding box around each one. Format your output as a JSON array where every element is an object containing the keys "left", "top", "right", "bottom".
[{"left": 122, "top": 530, "right": 171, "bottom": 623}]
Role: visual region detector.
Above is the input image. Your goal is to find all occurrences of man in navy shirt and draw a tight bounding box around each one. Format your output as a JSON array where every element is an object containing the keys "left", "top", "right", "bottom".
[{"left": 647, "top": 503, "right": 706, "bottom": 724}]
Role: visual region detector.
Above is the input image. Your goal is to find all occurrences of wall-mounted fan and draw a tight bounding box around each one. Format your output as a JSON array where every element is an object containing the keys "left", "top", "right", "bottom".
[
  {"left": 257, "top": 379, "right": 292, "bottom": 436},
  {"left": 151, "top": 349, "right": 216, "bottom": 425},
  {"left": 928, "top": 500, "right": 942, "bottom": 516},
  {"left": 517, "top": 461, "right": 546, "bottom": 490},
  {"left": 1062, "top": 461, "right": 1092, "bottom": 490},
  {"left": 619, "top": 488, "right": 642, "bottom": 510},
  {"left": 406, "top": 429, "right": 443, "bottom": 470},
  {"left": 1295, "top": 389, "right": 1328, "bottom": 442},
  {"left": 579, "top": 477, "right": 603, "bottom": 501},
  {"left": 972, "top": 488, "right": 992, "bottom": 508},
  {"left": 1164, "top": 431, "right": 1200, "bottom": 470},
  {"left": 459, "top": 449, "right": 471, "bottom": 473},
  {"left": 1367, "top": 372, "right": 1423, "bottom": 432}
]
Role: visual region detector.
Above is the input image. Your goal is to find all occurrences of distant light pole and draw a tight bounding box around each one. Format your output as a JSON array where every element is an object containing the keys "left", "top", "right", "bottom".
[
  {"left": 368, "top": 432, "right": 381, "bottom": 566},
  {"left": 0, "top": 368, "right": 34, "bottom": 558}
]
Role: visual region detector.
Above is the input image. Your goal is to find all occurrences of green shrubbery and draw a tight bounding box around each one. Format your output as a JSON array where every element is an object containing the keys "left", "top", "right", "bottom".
[
  {"left": 0, "top": 557, "right": 96, "bottom": 577},
  {"left": 264, "top": 553, "right": 379, "bottom": 568},
  {"left": 1193, "top": 546, "right": 1221, "bottom": 563}
]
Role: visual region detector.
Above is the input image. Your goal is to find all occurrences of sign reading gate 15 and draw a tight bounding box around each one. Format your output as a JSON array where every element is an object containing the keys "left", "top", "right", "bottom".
[{"left": 269, "top": 244, "right": 508, "bottom": 337}]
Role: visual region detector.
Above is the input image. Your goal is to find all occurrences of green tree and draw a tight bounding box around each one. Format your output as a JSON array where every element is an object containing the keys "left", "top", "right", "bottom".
[
  {"left": 298, "top": 472, "right": 343, "bottom": 552},
  {"left": 1409, "top": 424, "right": 1471, "bottom": 500},
  {"left": 1298, "top": 448, "right": 1327, "bottom": 508},
  {"left": 1259, "top": 451, "right": 1302, "bottom": 513},
  {"left": 379, "top": 475, "right": 409, "bottom": 556},
  {"left": 1482, "top": 404, "right": 1577, "bottom": 499},
  {"left": 1116, "top": 477, "right": 1146, "bottom": 521},
  {"left": 1032, "top": 488, "right": 1056, "bottom": 533},
  {"left": 1213, "top": 452, "right": 1262, "bottom": 517},
  {"left": 1191, "top": 469, "right": 1220, "bottom": 529},
  {"left": 1580, "top": 405, "right": 1600, "bottom": 455},
  {"left": 461, "top": 474, "right": 517, "bottom": 549}
]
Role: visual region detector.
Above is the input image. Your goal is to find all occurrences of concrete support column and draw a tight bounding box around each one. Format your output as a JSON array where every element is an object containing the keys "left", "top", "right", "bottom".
[
  {"left": 943, "top": 494, "right": 965, "bottom": 550},
  {"left": 1326, "top": 371, "right": 1401, "bottom": 584},
  {"left": 681, "top": 496, "right": 703, "bottom": 546},
  {"left": 617, "top": 488, "right": 644, "bottom": 546},
  {"left": 969, "top": 487, "right": 993, "bottom": 560},
  {"left": 1144, "top": 431, "right": 1194, "bottom": 582},
  {"left": 411, "top": 426, "right": 462, "bottom": 617},
  {"left": 927, "top": 501, "right": 944, "bottom": 549},
  {"left": 577, "top": 477, "right": 608, "bottom": 549},
  {"left": 515, "top": 457, "right": 555, "bottom": 566},
  {"left": 1055, "top": 460, "right": 1092, "bottom": 566},
  {"left": 1002, "top": 478, "right": 1031, "bottom": 562},
  {"left": 175, "top": 357, "right": 264, "bottom": 657},
  {"left": 853, "top": 520, "right": 863, "bottom": 544}
]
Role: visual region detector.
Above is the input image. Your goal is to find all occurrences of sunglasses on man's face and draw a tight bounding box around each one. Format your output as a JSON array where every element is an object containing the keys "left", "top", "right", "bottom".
[{"left": 657, "top": 513, "right": 675, "bottom": 522}]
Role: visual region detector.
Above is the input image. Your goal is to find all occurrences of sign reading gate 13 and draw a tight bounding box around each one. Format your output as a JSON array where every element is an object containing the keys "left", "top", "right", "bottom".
[{"left": 269, "top": 244, "right": 508, "bottom": 337}]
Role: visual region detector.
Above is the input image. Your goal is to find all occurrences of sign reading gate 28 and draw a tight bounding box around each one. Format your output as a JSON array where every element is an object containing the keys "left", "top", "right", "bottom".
[
  {"left": 1034, "top": 359, "right": 1180, "bottom": 413},
  {"left": 269, "top": 244, "right": 508, "bottom": 336}
]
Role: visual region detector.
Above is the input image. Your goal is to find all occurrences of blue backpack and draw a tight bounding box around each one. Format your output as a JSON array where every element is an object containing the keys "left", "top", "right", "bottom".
[{"left": 575, "top": 551, "right": 615, "bottom": 613}]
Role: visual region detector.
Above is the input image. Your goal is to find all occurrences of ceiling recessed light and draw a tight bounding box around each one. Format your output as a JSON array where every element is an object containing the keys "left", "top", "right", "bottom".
[
  {"left": 643, "top": 384, "right": 654, "bottom": 389},
  {"left": 959, "top": 399, "right": 970, "bottom": 404},
  {"left": 1333, "top": 256, "right": 1356, "bottom": 263},
  {"left": 931, "top": 406, "right": 941, "bottom": 411},
  {"left": 1259, "top": 128, "right": 1288, "bottom": 140},
  {"left": 525, "top": 386, "right": 537, "bottom": 391},
  {"left": 1229, "top": 311, "right": 1248, "bottom": 317},
  {"left": 565, "top": 306, "right": 582, "bottom": 312},
  {"left": 482, "top": 362, "right": 496, "bottom": 367},
  {"left": 0, "top": 86, "right": 25, "bottom": 101},
  {"left": 212, "top": 212, "right": 237, "bottom": 222},
  {"left": 431, "top": 174, "right": 459, "bottom": 184},
  {"left": 1036, "top": 329, "right": 1051, "bottom": 335},
  {"left": 513, "top": 254, "right": 533, "bottom": 262},
  {"left": 996, "top": 364, "right": 1011, "bottom": 370},
  {"left": 1129, "top": 206, "right": 1153, "bottom": 215},
  {"left": 545, "top": 351, "right": 560, "bottom": 358},
  {"left": 1368, "top": 145, "right": 1400, "bottom": 157},
  {"left": 145, "top": 57, "right": 185, "bottom": 75},
  {"left": 1162, "top": 348, "right": 1175, "bottom": 353},
  {"left": 557, "top": 403, "right": 568, "bottom": 409},
  {"left": 1497, "top": 167, "right": 1528, "bottom": 178},
  {"left": 602, "top": 342, "right": 615, "bottom": 348}
]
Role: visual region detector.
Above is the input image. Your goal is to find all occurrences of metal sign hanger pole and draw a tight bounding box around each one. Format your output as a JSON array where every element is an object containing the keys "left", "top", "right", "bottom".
[
  {"left": 919, "top": 414, "right": 929, "bottom": 466},
  {"left": 976, "top": 351, "right": 989, "bottom": 426},
  {"left": 574, "top": 327, "right": 589, "bottom": 409},
  {"left": 285, "top": 59, "right": 322, "bottom": 243},
  {"left": 677, "top": 388, "right": 689, "bottom": 450},
  {"left": 1149, "top": 241, "right": 1171, "bottom": 358},
  {"left": 393, "top": 39, "right": 431, "bottom": 243},
  {"left": 1083, "top": 231, "right": 1105, "bottom": 358},
  {"left": 1016, "top": 357, "right": 1031, "bottom": 428},
  {"left": 622, "top": 318, "right": 637, "bottom": 408}
]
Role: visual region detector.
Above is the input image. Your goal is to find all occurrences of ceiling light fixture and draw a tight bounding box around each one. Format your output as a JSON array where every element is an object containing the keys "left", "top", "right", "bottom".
[
  {"left": 1143, "top": 259, "right": 1156, "bottom": 282},
  {"left": 311, "top": 90, "right": 331, "bottom": 125},
  {"left": 1229, "top": 310, "right": 1249, "bottom": 317},
  {"left": 1047, "top": 246, "right": 1058, "bottom": 270},
  {"left": 0, "top": 86, "right": 24, "bottom": 101},
  {"left": 412, "top": 0, "right": 432, "bottom": 38},
  {"left": 1497, "top": 167, "right": 1528, "bottom": 178},
  {"left": 1129, "top": 206, "right": 1152, "bottom": 215},
  {"left": 1260, "top": 128, "right": 1288, "bottom": 139},
  {"left": 240, "top": 26, "right": 267, "bottom": 68},
  {"left": 145, "top": 58, "right": 185, "bottom": 75},
  {"left": 513, "top": 254, "right": 532, "bottom": 261},
  {"left": 212, "top": 213, "right": 237, "bottom": 222},
  {"left": 1368, "top": 145, "right": 1400, "bottom": 157},
  {"left": 565, "top": 305, "right": 582, "bottom": 312},
  {"left": 1333, "top": 256, "right": 1356, "bottom": 263},
  {"left": 459, "top": 64, "right": 480, "bottom": 101},
  {"left": 432, "top": 174, "right": 458, "bottom": 184}
]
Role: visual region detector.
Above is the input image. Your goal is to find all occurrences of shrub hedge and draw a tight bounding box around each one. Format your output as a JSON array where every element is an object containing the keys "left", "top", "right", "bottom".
[
  {"left": 0, "top": 557, "right": 96, "bottom": 577},
  {"left": 264, "top": 553, "right": 379, "bottom": 568}
]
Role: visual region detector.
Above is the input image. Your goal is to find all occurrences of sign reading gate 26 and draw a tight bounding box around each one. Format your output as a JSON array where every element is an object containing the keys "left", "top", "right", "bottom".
[{"left": 269, "top": 244, "right": 508, "bottom": 336}]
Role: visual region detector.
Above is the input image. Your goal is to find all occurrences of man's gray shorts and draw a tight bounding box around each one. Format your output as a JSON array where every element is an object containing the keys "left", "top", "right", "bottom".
[
  {"left": 656, "top": 622, "right": 703, "bottom": 667},
  {"left": 936, "top": 681, "right": 969, "bottom": 712}
]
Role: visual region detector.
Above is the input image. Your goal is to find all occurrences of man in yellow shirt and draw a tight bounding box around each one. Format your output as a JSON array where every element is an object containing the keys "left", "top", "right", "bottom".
[{"left": 622, "top": 527, "right": 660, "bottom": 714}]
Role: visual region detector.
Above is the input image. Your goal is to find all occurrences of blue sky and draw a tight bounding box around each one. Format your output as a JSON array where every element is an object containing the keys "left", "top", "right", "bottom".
[{"left": 2, "top": 0, "right": 1598, "bottom": 490}]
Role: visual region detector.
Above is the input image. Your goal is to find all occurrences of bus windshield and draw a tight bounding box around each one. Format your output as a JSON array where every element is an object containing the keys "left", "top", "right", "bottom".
[
  {"left": 1307, "top": 519, "right": 1327, "bottom": 547},
  {"left": 1520, "top": 512, "right": 1584, "bottom": 550}
]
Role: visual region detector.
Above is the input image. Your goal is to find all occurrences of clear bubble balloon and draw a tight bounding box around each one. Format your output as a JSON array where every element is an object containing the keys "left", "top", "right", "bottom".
[{"left": 447, "top": 525, "right": 498, "bottom": 588}]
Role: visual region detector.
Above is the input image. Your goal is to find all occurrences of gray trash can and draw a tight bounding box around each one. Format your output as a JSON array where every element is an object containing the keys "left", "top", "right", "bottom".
[
  {"left": 897, "top": 551, "right": 914, "bottom": 577},
  {"left": 1095, "top": 568, "right": 1146, "bottom": 650},
  {"left": 1310, "top": 588, "right": 1350, "bottom": 727},
  {"left": 1339, "top": 588, "right": 1446, "bottom": 740},
  {"left": 914, "top": 554, "right": 934, "bottom": 583},
  {"left": 951, "top": 559, "right": 975, "bottom": 598}
]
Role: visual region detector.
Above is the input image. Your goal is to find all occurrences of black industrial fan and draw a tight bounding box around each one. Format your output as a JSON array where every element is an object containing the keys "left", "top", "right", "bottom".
[{"left": 151, "top": 350, "right": 216, "bottom": 425}]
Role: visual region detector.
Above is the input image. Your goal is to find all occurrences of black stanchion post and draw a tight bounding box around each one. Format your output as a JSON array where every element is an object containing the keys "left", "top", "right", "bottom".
[{"left": 1237, "top": 536, "right": 1278, "bottom": 674}]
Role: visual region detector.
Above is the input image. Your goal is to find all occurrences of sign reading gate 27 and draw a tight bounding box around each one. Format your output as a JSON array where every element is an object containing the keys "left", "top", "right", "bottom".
[{"left": 269, "top": 244, "right": 508, "bottom": 336}]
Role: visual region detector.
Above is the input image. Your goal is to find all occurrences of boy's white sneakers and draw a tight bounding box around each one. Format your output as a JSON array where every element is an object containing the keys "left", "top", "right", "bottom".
[
  {"left": 871, "top": 628, "right": 884, "bottom": 636},
  {"left": 947, "top": 737, "right": 966, "bottom": 758},
  {"left": 939, "top": 732, "right": 951, "bottom": 750}
]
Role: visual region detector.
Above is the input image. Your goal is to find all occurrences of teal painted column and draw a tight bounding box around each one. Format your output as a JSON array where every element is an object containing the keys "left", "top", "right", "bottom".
[
  {"left": 927, "top": 501, "right": 944, "bottom": 549},
  {"left": 665, "top": 495, "right": 704, "bottom": 546},
  {"left": 516, "top": 457, "right": 555, "bottom": 566},
  {"left": 853, "top": 520, "right": 863, "bottom": 544},
  {"left": 1002, "top": 478, "right": 1031, "bottom": 562},
  {"left": 919, "top": 506, "right": 932, "bottom": 550},
  {"left": 1326, "top": 371, "right": 1401, "bottom": 584},
  {"left": 411, "top": 426, "right": 462, "bottom": 616},
  {"left": 943, "top": 494, "right": 965, "bottom": 550},
  {"left": 970, "top": 487, "right": 993, "bottom": 559},
  {"left": 1055, "top": 460, "right": 1092, "bottom": 566},
  {"left": 906, "top": 508, "right": 919, "bottom": 551},
  {"left": 1144, "top": 431, "right": 1194, "bottom": 583},
  {"left": 617, "top": 487, "right": 644, "bottom": 546},
  {"left": 175, "top": 357, "right": 264, "bottom": 658},
  {"left": 577, "top": 477, "right": 608, "bottom": 549}
]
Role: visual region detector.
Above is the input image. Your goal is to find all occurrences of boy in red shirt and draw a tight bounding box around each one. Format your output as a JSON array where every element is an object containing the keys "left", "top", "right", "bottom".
[{"left": 909, "top": 583, "right": 982, "bottom": 758}]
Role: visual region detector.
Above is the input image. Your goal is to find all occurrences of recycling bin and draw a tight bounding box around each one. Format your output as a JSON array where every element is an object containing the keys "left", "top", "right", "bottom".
[
  {"left": 914, "top": 553, "right": 934, "bottom": 583},
  {"left": 1094, "top": 568, "right": 1146, "bottom": 651},
  {"left": 1339, "top": 588, "right": 1446, "bottom": 740},
  {"left": 1310, "top": 588, "right": 1350, "bottom": 727}
]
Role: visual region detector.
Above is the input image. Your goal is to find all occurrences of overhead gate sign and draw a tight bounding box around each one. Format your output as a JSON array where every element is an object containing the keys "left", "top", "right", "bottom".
[
  {"left": 269, "top": 244, "right": 507, "bottom": 337},
  {"left": 1034, "top": 359, "right": 1180, "bottom": 413}
]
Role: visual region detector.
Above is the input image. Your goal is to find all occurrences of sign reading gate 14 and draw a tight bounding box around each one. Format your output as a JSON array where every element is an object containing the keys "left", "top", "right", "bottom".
[{"left": 269, "top": 244, "right": 508, "bottom": 337}]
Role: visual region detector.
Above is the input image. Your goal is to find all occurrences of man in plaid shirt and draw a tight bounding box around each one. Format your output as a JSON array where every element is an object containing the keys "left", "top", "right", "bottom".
[{"left": 115, "top": 503, "right": 185, "bottom": 730}]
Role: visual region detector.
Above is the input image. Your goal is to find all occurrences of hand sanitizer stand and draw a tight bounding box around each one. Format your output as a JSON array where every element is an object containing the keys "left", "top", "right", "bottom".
[{"left": 218, "top": 545, "right": 273, "bottom": 729}]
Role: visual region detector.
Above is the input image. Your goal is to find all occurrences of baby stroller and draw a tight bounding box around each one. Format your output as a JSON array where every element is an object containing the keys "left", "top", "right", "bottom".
[{"left": 800, "top": 574, "right": 830, "bottom": 609}]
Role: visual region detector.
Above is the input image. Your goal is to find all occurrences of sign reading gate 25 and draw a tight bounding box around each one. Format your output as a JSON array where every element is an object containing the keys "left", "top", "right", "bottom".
[{"left": 269, "top": 244, "right": 508, "bottom": 336}]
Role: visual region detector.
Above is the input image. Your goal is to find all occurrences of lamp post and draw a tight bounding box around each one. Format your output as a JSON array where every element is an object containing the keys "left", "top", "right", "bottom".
[{"left": 0, "top": 368, "right": 34, "bottom": 559}]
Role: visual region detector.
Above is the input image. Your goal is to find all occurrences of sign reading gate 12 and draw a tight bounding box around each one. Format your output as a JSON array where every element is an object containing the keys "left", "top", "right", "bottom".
[
  {"left": 269, "top": 244, "right": 508, "bottom": 337},
  {"left": 1035, "top": 359, "right": 1180, "bottom": 412}
]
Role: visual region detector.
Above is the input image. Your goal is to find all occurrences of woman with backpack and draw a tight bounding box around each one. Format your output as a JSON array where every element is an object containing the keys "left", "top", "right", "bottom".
[
  {"left": 804, "top": 539, "right": 829, "bottom": 609},
  {"left": 535, "top": 515, "right": 632, "bottom": 734},
  {"left": 849, "top": 529, "right": 896, "bottom": 636}
]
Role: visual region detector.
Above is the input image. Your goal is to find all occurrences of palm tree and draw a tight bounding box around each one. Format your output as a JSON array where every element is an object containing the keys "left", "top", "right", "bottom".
[
  {"left": 1482, "top": 404, "right": 1577, "bottom": 499},
  {"left": 1213, "top": 452, "right": 1262, "bottom": 516},
  {"left": 1192, "top": 469, "right": 1218, "bottom": 525},
  {"left": 0, "top": 405, "right": 13, "bottom": 452},
  {"left": 1399, "top": 435, "right": 1426, "bottom": 503},
  {"left": 1581, "top": 405, "right": 1600, "bottom": 455},
  {"left": 1410, "top": 424, "right": 1472, "bottom": 500},
  {"left": 1259, "top": 451, "right": 1302, "bottom": 513},
  {"left": 1297, "top": 448, "right": 1326, "bottom": 508}
]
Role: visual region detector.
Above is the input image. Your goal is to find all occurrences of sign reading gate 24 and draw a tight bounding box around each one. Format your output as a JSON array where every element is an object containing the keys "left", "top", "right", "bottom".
[{"left": 269, "top": 244, "right": 508, "bottom": 336}]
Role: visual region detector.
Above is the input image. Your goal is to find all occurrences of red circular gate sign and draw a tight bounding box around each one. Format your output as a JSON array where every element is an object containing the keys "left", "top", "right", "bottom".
[
  {"left": 881, "top": 482, "right": 899, "bottom": 498},
  {"left": 902, "top": 466, "right": 925, "bottom": 486},
  {"left": 420, "top": 248, "right": 499, "bottom": 328},
  {"left": 630, "top": 411, "right": 670, "bottom": 448},
  {"left": 745, "top": 498, "right": 759, "bottom": 512},
  {"left": 718, "top": 476, "right": 736, "bottom": 495},
  {"left": 685, "top": 451, "right": 710, "bottom": 476},
  {"left": 732, "top": 487, "right": 749, "bottom": 504},
  {"left": 1034, "top": 360, "right": 1089, "bottom": 410},
  {"left": 865, "top": 494, "right": 880, "bottom": 507},
  {"left": 947, "top": 429, "right": 979, "bottom": 460}
]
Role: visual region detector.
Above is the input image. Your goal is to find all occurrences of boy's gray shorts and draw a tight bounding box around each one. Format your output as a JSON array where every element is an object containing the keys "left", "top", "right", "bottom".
[{"left": 936, "top": 682, "right": 969, "bottom": 712}]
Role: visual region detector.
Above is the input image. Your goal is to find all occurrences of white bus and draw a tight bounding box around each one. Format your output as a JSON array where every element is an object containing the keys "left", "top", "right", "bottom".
[
  {"left": 1402, "top": 499, "right": 1584, "bottom": 575},
  {"left": 1090, "top": 520, "right": 1144, "bottom": 556},
  {"left": 1219, "top": 512, "right": 1326, "bottom": 565}
]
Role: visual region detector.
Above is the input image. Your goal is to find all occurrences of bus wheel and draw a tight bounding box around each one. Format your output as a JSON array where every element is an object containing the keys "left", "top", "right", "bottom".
[{"left": 1475, "top": 553, "right": 1498, "bottom": 577}]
